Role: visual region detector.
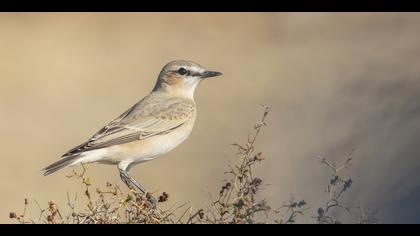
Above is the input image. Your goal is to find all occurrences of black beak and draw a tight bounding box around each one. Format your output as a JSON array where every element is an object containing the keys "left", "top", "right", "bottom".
[{"left": 200, "top": 70, "right": 223, "bottom": 79}]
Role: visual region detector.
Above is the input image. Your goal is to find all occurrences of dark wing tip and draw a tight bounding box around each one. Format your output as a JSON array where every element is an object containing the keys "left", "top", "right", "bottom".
[{"left": 42, "top": 154, "right": 80, "bottom": 176}]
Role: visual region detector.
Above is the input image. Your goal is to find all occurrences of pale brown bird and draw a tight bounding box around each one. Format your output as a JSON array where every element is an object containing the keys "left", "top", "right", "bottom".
[{"left": 42, "top": 60, "right": 222, "bottom": 204}]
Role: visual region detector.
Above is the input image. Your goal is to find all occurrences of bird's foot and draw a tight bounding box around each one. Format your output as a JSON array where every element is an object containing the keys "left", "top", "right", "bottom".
[
  {"left": 126, "top": 185, "right": 157, "bottom": 208},
  {"left": 146, "top": 192, "right": 157, "bottom": 208}
]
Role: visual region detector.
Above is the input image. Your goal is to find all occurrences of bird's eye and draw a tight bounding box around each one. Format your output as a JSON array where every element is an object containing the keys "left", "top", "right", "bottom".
[{"left": 177, "top": 67, "right": 188, "bottom": 75}]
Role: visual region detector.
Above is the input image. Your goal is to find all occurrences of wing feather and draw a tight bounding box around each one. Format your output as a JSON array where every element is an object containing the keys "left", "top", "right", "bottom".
[{"left": 63, "top": 94, "right": 195, "bottom": 157}]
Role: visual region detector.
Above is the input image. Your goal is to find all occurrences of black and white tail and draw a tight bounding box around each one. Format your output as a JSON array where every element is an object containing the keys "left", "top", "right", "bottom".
[{"left": 42, "top": 155, "right": 81, "bottom": 176}]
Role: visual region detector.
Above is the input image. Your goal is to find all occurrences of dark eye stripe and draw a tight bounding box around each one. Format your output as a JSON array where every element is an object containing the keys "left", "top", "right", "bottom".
[{"left": 190, "top": 71, "right": 201, "bottom": 77}]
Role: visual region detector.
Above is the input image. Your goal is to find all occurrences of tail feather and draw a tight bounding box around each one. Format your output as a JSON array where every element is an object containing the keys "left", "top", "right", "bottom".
[{"left": 42, "top": 155, "right": 81, "bottom": 176}]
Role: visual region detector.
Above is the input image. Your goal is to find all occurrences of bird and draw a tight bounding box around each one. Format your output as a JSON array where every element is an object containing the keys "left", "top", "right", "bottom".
[{"left": 42, "top": 60, "right": 222, "bottom": 204}]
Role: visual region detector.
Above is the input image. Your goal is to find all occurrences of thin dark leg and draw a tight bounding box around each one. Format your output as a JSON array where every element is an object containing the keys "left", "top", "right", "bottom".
[
  {"left": 119, "top": 169, "right": 157, "bottom": 206},
  {"left": 119, "top": 169, "right": 147, "bottom": 193}
]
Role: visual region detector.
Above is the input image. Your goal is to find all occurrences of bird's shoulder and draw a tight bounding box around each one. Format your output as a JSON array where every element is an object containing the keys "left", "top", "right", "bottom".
[{"left": 123, "top": 92, "right": 196, "bottom": 123}]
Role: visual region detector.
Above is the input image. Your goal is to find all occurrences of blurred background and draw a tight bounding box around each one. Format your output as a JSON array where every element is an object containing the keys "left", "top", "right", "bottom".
[{"left": 1, "top": 13, "right": 420, "bottom": 223}]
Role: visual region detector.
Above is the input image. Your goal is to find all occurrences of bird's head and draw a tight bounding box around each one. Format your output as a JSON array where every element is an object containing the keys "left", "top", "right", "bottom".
[{"left": 153, "top": 60, "right": 222, "bottom": 98}]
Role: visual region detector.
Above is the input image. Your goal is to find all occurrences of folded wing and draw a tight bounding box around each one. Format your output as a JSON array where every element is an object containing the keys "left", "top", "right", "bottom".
[{"left": 63, "top": 94, "right": 195, "bottom": 157}]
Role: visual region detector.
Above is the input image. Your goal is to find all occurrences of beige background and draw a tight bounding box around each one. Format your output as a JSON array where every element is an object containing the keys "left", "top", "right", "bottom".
[{"left": 1, "top": 13, "right": 420, "bottom": 223}]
